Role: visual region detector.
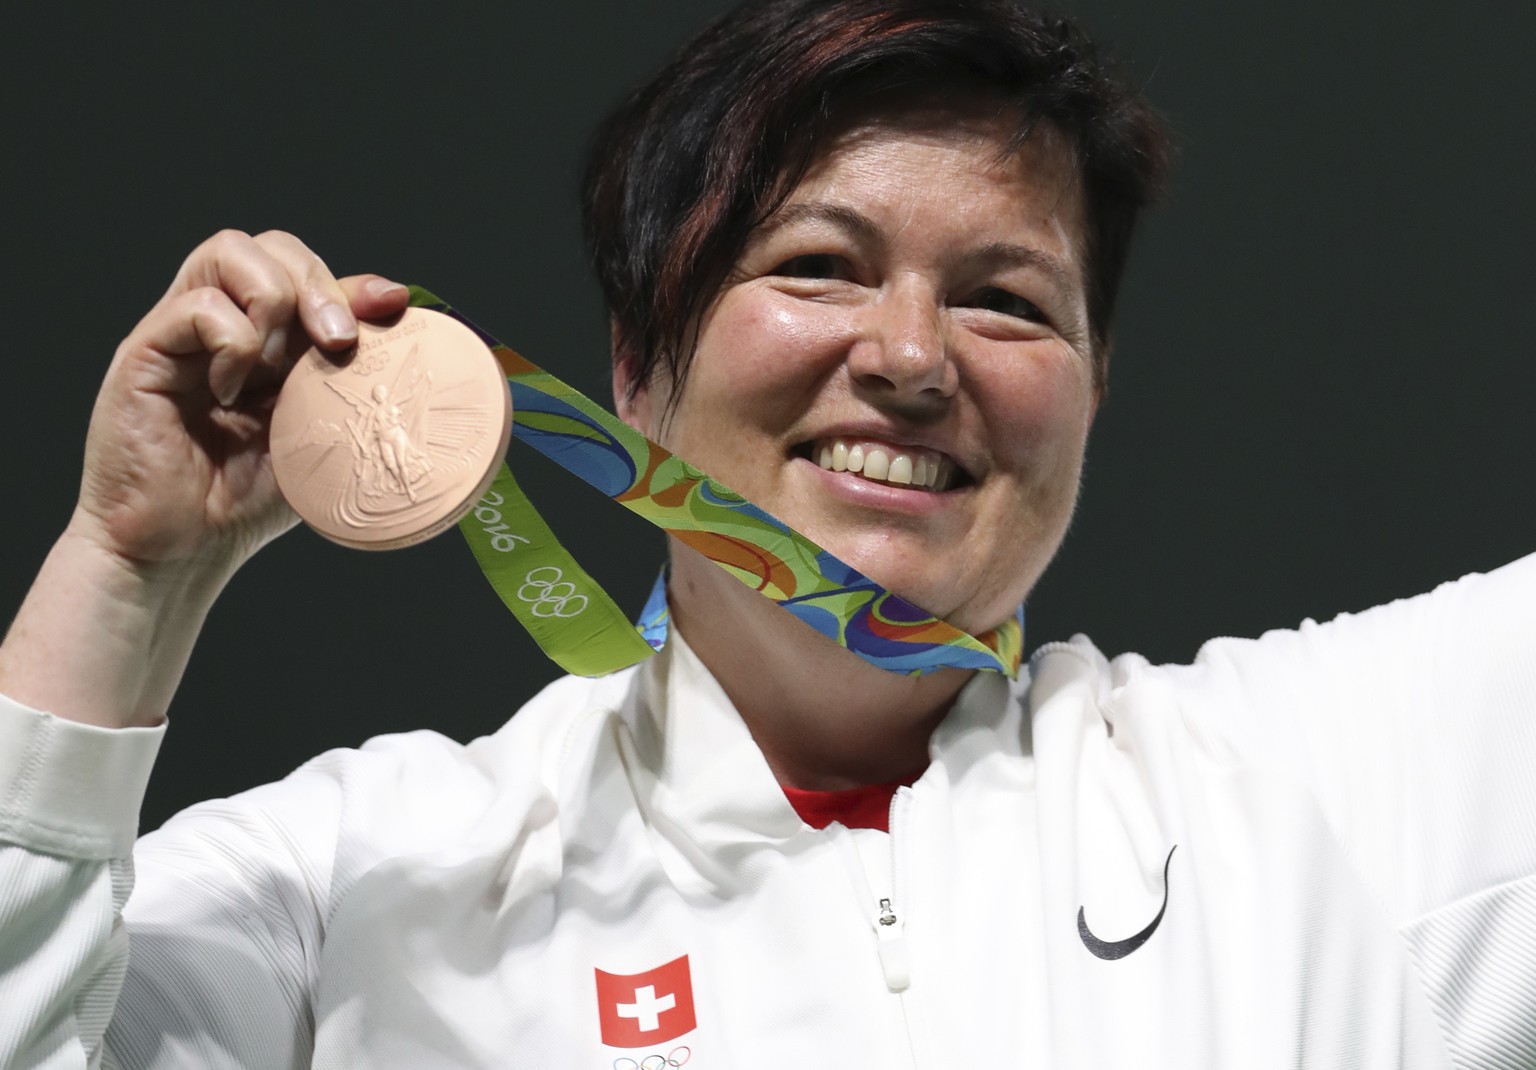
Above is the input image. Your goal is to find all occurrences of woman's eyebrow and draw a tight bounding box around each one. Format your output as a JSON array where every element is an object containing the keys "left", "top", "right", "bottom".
[
  {"left": 755, "top": 202, "right": 883, "bottom": 245},
  {"left": 755, "top": 201, "right": 1079, "bottom": 296},
  {"left": 970, "top": 240, "right": 1076, "bottom": 297}
]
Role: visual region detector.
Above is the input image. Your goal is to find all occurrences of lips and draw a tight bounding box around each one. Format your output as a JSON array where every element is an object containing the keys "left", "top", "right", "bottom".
[{"left": 809, "top": 436, "right": 960, "bottom": 491}]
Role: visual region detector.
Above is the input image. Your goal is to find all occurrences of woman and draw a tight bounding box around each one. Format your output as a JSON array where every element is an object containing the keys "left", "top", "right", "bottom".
[{"left": 2, "top": 0, "right": 1532, "bottom": 1066}]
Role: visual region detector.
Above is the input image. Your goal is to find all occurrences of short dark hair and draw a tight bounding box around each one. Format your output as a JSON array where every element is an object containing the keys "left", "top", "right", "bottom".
[{"left": 582, "top": 0, "right": 1170, "bottom": 401}]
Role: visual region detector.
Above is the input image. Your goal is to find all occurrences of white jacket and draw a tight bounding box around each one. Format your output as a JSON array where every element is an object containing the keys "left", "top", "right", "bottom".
[{"left": 3, "top": 553, "right": 1535, "bottom": 1068}]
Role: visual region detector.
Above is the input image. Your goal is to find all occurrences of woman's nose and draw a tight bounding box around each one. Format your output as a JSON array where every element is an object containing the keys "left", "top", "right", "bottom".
[{"left": 848, "top": 283, "right": 959, "bottom": 405}]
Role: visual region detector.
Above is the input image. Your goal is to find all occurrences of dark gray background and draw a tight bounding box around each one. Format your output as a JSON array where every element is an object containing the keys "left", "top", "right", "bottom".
[{"left": 2, "top": 2, "right": 1531, "bottom": 832}]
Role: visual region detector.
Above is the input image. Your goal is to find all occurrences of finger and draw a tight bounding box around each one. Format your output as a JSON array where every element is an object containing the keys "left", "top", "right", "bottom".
[
  {"left": 252, "top": 230, "right": 357, "bottom": 351},
  {"left": 340, "top": 273, "right": 411, "bottom": 322},
  {"left": 167, "top": 229, "right": 299, "bottom": 369},
  {"left": 131, "top": 287, "right": 261, "bottom": 406}
]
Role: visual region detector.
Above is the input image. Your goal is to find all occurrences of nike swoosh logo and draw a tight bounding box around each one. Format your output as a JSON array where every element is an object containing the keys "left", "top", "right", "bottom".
[{"left": 1077, "top": 845, "right": 1178, "bottom": 961}]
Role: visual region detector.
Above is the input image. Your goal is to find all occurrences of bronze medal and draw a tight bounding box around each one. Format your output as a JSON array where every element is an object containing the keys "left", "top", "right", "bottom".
[{"left": 269, "top": 307, "right": 512, "bottom": 550}]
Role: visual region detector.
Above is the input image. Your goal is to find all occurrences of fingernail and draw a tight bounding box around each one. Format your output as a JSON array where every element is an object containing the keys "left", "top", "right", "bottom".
[
  {"left": 318, "top": 303, "right": 356, "bottom": 345},
  {"left": 215, "top": 377, "right": 240, "bottom": 407},
  {"left": 366, "top": 277, "right": 409, "bottom": 300},
  {"left": 260, "top": 325, "right": 288, "bottom": 366}
]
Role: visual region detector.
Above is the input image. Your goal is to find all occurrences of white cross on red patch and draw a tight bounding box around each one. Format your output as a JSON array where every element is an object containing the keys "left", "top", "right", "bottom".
[{"left": 594, "top": 955, "right": 698, "bottom": 1048}]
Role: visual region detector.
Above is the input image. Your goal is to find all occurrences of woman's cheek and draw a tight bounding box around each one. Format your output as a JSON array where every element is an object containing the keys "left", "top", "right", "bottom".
[
  {"left": 979, "top": 340, "right": 1093, "bottom": 452},
  {"left": 761, "top": 291, "right": 859, "bottom": 354}
]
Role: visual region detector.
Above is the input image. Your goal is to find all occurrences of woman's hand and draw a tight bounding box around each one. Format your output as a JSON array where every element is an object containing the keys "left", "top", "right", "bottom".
[
  {"left": 0, "top": 231, "right": 409, "bottom": 728},
  {"left": 71, "top": 229, "right": 409, "bottom": 578}
]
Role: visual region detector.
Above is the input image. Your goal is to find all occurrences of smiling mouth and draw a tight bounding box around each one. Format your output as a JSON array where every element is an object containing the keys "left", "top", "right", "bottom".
[{"left": 804, "top": 437, "right": 963, "bottom": 491}]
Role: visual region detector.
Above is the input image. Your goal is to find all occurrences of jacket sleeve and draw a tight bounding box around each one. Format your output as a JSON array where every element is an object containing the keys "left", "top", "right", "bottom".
[
  {"left": 1166, "top": 550, "right": 1536, "bottom": 1061},
  {"left": 0, "top": 695, "right": 161, "bottom": 1069},
  {"left": 0, "top": 694, "right": 345, "bottom": 1070}
]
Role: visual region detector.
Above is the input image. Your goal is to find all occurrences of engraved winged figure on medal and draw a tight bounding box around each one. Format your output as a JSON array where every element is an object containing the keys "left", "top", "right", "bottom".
[
  {"left": 280, "top": 335, "right": 502, "bottom": 535},
  {"left": 328, "top": 359, "right": 435, "bottom": 504}
]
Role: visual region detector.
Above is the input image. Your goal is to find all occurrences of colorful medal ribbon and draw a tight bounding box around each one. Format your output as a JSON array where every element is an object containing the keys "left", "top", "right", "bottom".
[{"left": 409, "top": 288, "right": 1023, "bottom": 680}]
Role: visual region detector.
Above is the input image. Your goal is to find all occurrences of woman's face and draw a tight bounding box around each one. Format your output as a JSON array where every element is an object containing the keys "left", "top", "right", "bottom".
[{"left": 619, "top": 104, "right": 1098, "bottom": 634}]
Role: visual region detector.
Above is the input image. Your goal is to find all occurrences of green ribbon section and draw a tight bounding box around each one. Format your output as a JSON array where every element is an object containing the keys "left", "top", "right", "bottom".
[{"left": 456, "top": 462, "right": 654, "bottom": 677}]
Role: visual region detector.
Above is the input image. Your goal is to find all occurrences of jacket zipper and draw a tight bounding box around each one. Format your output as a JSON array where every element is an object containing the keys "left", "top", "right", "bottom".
[
  {"left": 877, "top": 789, "right": 912, "bottom": 991},
  {"left": 829, "top": 787, "right": 929, "bottom": 1068},
  {"left": 886, "top": 787, "right": 931, "bottom": 1069}
]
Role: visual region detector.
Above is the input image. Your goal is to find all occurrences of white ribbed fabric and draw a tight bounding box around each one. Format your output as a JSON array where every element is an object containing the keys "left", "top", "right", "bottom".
[
  {"left": 0, "top": 704, "right": 161, "bottom": 861},
  {"left": 1401, "top": 876, "right": 1536, "bottom": 1069},
  {"left": 1, "top": 552, "right": 1533, "bottom": 1068},
  {"left": 0, "top": 707, "right": 160, "bottom": 1068}
]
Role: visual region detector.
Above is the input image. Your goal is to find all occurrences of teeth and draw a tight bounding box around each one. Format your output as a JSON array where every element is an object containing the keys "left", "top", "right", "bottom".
[
  {"left": 863, "top": 448, "right": 890, "bottom": 481},
  {"left": 812, "top": 438, "right": 955, "bottom": 491}
]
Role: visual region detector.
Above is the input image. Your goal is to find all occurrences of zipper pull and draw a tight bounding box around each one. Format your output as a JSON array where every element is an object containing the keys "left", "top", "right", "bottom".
[{"left": 874, "top": 897, "right": 911, "bottom": 991}]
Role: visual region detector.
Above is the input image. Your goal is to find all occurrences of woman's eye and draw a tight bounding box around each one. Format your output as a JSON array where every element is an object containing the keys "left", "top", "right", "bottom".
[
  {"left": 771, "top": 254, "right": 850, "bottom": 280},
  {"left": 969, "top": 287, "right": 1046, "bottom": 322}
]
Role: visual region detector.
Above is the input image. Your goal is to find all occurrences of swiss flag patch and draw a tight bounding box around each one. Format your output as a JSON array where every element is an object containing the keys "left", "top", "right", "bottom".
[{"left": 594, "top": 955, "right": 698, "bottom": 1048}]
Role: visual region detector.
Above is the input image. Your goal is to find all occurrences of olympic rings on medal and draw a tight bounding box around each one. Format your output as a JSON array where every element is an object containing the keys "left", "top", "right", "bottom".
[
  {"left": 516, "top": 565, "right": 589, "bottom": 618},
  {"left": 612, "top": 1046, "right": 691, "bottom": 1070}
]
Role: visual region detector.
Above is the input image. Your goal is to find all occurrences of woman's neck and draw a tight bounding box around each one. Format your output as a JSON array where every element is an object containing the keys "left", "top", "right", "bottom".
[{"left": 665, "top": 545, "right": 973, "bottom": 791}]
